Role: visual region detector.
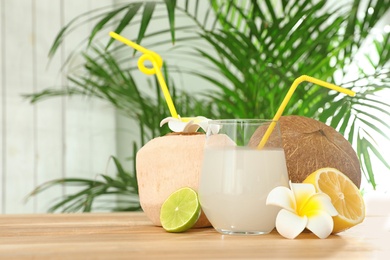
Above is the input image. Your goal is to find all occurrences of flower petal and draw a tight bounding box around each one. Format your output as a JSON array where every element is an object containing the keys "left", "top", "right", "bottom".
[
  {"left": 168, "top": 120, "right": 188, "bottom": 132},
  {"left": 306, "top": 210, "right": 334, "bottom": 239},
  {"left": 266, "top": 186, "right": 296, "bottom": 212},
  {"left": 209, "top": 124, "right": 221, "bottom": 134},
  {"left": 197, "top": 120, "right": 211, "bottom": 132},
  {"left": 183, "top": 121, "right": 200, "bottom": 132},
  {"left": 290, "top": 182, "right": 317, "bottom": 214},
  {"left": 160, "top": 116, "right": 212, "bottom": 133},
  {"left": 302, "top": 193, "right": 338, "bottom": 217},
  {"left": 275, "top": 209, "right": 308, "bottom": 239},
  {"left": 160, "top": 117, "right": 176, "bottom": 127},
  {"left": 192, "top": 116, "right": 208, "bottom": 123}
]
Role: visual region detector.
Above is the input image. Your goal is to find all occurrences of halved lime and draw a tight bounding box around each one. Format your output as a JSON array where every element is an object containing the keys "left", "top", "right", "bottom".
[{"left": 160, "top": 187, "right": 201, "bottom": 232}]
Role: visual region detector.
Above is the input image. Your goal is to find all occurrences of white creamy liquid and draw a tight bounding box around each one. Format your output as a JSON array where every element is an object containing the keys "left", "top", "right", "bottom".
[{"left": 199, "top": 147, "right": 289, "bottom": 234}]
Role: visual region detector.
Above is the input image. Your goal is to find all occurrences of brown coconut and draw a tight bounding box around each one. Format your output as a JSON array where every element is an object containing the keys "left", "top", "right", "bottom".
[
  {"left": 136, "top": 133, "right": 210, "bottom": 228},
  {"left": 249, "top": 115, "right": 361, "bottom": 187}
]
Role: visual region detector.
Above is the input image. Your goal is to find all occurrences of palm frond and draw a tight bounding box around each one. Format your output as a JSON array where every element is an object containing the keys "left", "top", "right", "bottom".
[{"left": 26, "top": 156, "right": 140, "bottom": 213}]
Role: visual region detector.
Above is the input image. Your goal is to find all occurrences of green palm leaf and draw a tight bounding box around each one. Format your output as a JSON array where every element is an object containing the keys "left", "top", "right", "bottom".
[{"left": 106, "top": 3, "right": 143, "bottom": 49}]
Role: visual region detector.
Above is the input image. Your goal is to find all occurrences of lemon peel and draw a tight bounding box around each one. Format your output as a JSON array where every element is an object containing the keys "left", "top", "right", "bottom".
[
  {"left": 303, "top": 167, "right": 366, "bottom": 233},
  {"left": 266, "top": 181, "right": 338, "bottom": 239}
]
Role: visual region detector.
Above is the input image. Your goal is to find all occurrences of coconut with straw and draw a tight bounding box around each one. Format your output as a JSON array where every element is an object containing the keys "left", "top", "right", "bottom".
[{"left": 110, "top": 32, "right": 212, "bottom": 227}]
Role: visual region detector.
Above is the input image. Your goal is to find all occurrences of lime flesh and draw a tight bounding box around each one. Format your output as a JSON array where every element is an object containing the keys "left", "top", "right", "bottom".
[{"left": 160, "top": 187, "right": 201, "bottom": 232}]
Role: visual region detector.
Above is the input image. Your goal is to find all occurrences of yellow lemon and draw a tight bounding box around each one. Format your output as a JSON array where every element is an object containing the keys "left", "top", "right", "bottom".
[{"left": 303, "top": 167, "right": 365, "bottom": 233}]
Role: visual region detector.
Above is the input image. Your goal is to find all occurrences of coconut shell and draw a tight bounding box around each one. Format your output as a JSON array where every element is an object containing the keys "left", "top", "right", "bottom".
[
  {"left": 249, "top": 115, "right": 361, "bottom": 187},
  {"left": 136, "top": 134, "right": 210, "bottom": 228}
]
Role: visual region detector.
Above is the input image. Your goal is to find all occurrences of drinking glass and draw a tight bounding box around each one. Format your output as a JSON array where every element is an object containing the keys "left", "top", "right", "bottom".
[{"left": 198, "top": 119, "right": 289, "bottom": 235}]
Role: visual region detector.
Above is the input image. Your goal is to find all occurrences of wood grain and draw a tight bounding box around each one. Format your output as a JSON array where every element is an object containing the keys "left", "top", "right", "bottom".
[{"left": 0, "top": 212, "right": 388, "bottom": 259}]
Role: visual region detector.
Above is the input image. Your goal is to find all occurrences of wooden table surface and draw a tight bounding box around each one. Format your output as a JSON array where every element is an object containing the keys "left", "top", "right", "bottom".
[{"left": 0, "top": 212, "right": 389, "bottom": 259}]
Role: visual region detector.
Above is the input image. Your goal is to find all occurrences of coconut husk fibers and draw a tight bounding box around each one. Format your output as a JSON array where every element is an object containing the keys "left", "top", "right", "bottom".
[{"left": 249, "top": 115, "right": 361, "bottom": 187}]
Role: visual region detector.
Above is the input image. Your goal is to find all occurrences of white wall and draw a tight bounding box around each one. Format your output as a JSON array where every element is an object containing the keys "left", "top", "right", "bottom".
[{"left": 0, "top": 0, "right": 116, "bottom": 214}]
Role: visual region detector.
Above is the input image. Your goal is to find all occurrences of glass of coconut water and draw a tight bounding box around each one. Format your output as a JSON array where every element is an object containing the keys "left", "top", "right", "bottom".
[{"left": 198, "top": 119, "right": 289, "bottom": 235}]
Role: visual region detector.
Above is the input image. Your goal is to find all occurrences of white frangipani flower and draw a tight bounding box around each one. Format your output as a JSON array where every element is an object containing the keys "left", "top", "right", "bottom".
[
  {"left": 266, "top": 181, "right": 338, "bottom": 239},
  {"left": 160, "top": 116, "right": 211, "bottom": 133}
]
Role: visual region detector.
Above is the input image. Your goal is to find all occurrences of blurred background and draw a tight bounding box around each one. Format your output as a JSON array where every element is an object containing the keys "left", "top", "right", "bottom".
[
  {"left": 1, "top": 0, "right": 118, "bottom": 213},
  {"left": 1, "top": 0, "right": 389, "bottom": 214}
]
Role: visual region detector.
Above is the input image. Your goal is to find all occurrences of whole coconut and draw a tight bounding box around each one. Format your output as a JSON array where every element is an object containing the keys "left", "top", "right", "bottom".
[
  {"left": 136, "top": 133, "right": 210, "bottom": 228},
  {"left": 249, "top": 115, "right": 361, "bottom": 187}
]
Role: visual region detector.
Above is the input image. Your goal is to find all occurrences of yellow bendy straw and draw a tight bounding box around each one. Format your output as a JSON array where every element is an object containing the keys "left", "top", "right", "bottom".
[
  {"left": 257, "top": 75, "right": 356, "bottom": 149},
  {"left": 109, "top": 31, "right": 179, "bottom": 119}
]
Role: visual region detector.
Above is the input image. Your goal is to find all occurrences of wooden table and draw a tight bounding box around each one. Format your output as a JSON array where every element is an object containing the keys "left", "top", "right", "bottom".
[{"left": 0, "top": 212, "right": 389, "bottom": 259}]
